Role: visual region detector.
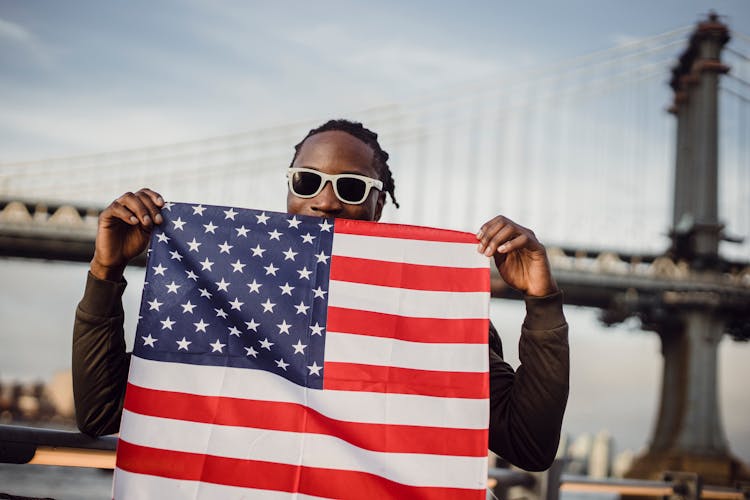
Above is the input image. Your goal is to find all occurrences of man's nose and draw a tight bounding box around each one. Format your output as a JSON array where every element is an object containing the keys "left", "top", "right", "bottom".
[{"left": 312, "top": 180, "right": 343, "bottom": 213}]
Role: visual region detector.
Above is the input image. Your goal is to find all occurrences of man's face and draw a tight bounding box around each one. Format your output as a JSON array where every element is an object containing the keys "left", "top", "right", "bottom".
[{"left": 286, "top": 130, "right": 385, "bottom": 221}]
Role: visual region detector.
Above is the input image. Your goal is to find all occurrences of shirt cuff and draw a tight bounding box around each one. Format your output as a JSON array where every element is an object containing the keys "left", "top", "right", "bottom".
[
  {"left": 79, "top": 271, "right": 128, "bottom": 317},
  {"left": 523, "top": 291, "right": 566, "bottom": 331}
]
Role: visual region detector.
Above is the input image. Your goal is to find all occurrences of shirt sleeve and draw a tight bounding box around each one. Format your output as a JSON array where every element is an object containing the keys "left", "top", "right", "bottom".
[
  {"left": 487, "top": 291, "right": 570, "bottom": 471},
  {"left": 72, "top": 271, "right": 131, "bottom": 436}
]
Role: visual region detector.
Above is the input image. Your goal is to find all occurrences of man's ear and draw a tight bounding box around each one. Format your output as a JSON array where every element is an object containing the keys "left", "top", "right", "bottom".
[{"left": 373, "top": 192, "right": 385, "bottom": 221}]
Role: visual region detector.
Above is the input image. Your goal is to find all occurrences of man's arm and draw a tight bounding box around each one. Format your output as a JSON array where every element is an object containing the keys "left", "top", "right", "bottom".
[
  {"left": 487, "top": 293, "right": 569, "bottom": 471},
  {"left": 72, "top": 272, "right": 131, "bottom": 436}
]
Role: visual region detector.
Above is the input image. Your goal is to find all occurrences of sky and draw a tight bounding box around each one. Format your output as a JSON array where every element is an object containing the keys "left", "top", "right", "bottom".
[{"left": 1, "top": 0, "right": 749, "bottom": 468}]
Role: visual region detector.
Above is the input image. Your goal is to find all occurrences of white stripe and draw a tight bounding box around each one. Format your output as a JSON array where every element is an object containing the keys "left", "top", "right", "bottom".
[
  {"left": 119, "top": 411, "right": 488, "bottom": 490},
  {"left": 329, "top": 280, "right": 489, "bottom": 319},
  {"left": 332, "top": 232, "right": 489, "bottom": 268},
  {"left": 129, "top": 357, "right": 488, "bottom": 429},
  {"left": 326, "top": 332, "right": 489, "bottom": 372},
  {"left": 114, "top": 468, "right": 332, "bottom": 500}
]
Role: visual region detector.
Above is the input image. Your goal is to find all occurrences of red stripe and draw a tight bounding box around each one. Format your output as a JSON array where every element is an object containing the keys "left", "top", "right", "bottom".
[
  {"left": 123, "top": 383, "right": 487, "bottom": 457},
  {"left": 117, "top": 440, "right": 484, "bottom": 500},
  {"left": 330, "top": 255, "right": 489, "bottom": 292},
  {"left": 323, "top": 362, "right": 488, "bottom": 399},
  {"left": 327, "top": 306, "right": 488, "bottom": 344},
  {"left": 335, "top": 218, "right": 479, "bottom": 243}
]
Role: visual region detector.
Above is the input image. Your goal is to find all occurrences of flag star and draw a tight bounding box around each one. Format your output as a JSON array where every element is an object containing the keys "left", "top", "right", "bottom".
[
  {"left": 199, "top": 288, "right": 213, "bottom": 299},
  {"left": 297, "top": 267, "right": 312, "bottom": 280},
  {"left": 200, "top": 258, "right": 214, "bottom": 271},
  {"left": 215, "top": 278, "right": 230, "bottom": 292},
  {"left": 283, "top": 247, "right": 298, "bottom": 261},
  {"left": 142, "top": 334, "right": 158, "bottom": 347},
  {"left": 192, "top": 204, "right": 206, "bottom": 216},
  {"left": 187, "top": 237, "right": 201, "bottom": 252},
  {"left": 275, "top": 358, "right": 290, "bottom": 371},
  {"left": 287, "top": 216, "right": 301, "bottom": 229},
  {"left": 152, "top": 263, "right": 167, "bottom": 276},
  {"left": 185, "top": 269, "right": 198, "bottom": 281},
  {"left": 203, "top": 221, "right": 218, "bottom": 234},
  {"left": 255, "top": 212, "right": 269, "bottom": 225},
  {"left": 235, "top": 225, "right": 250, "bottom": 237},
  {"left": 172, "top": 217, "right": 186, "bottom": 230},
  {"left": 319, "top": 220, "right": 333, "bottom": 232},
  {"left": 307, "top": 361, "right": 322, "bottom": 376},
  {"left": 228, "top": 326, "right": 242, "bottom": 337},
  {"left": 148, "top": 298, "right": 163, "bottom": 311},
  {"left": 259, "top": 338, "right": 274, "bottom": 350},
  {"left": 301, "top": 232, "right": 316, "bottom": 244},
  {"left": 230, "top": 259, "right": 246, "bottom": 273},
  {"left": 315, "top": 251, "right": 329, "bottom": 264},
  {"left": 245, "top": 318, "right": 260, "bottom": 331},
  {"left": 194, "top": 319, "right": 210, "bottom": 333},
  {"left": 169, "top": 250, "right": 183, "bottom": 261},
  {"left": 309, "top": 322, "right": 324, "bottom": 336},
  {"left": 215, "top": 308, "right": 228, "bottom": 319},
  {"left": 166, "top": 281, "right": 181, "bottom": 294},
  {"left": 261, "top": 298, "right": 276, "bottom": 313},
  {"left": 157, "top": 232, "right": 170, "bottom": 243},
  {"left": 160, "top": 316, "right": 176, "bottom": 330},
  {"left": 229, "top": 297, "right": 244, "bottom": 311},
  {"left": 279, "top": 282, "right": 294, "bottom": 296},
  {"left": 181, "top": 301, "right": 196, "bottom": 314},
  {"left": 176, "top": 337, "right": 192, "bottom": 350},
  {"left": 247, "top": 279, "right": 262, "bottom": 293},
  {"left": 251, "top": 244, "right": 266, "bottom": 257},
  {"left": 264, "top": 263, "right": 279, "bottom": 276},
  {"left": 313, "top": 286, "right": 327, "bottom": 299},
  {"left": 276, "top": 320, "right": 292, "bottom": 335},
  {"left": 210, "top": 339, "right": 226, "bottom": 353},
  {"left": 268, "top": 229, "right": 282, "bottom": 241},
  {"left": 244, "top": 346, "right": 258, "bottom": 358},
  {"left": 162, "top": 201, "right": 174, "bottom": 210},
  {"left": 224, "top": 208, "right": 238, "bottom": 220},
  {"left": 294, "top": 301, "right": 310, "bottom": 315},
  {"left": 292, "top": 340, "right": 307, "bottom": 354},
  {"left": 218, "top": 241, "right": 233, "bottom": 254}
]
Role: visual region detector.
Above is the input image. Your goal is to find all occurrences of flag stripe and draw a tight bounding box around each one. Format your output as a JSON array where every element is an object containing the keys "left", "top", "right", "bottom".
[
  {"left": 327, "top": 306, "right": 489, "bottom": 344},
  {"left": 116, "top": 440, "right": 485, "bottom": 500},
  {"left": 113, "top": 469, "right": 333, "bottom": 500},
  {"left": 325, "top": 331, "right": 488, "bottom": 372},
  {"left": 330, "top": 255, "right": 489, "bottom": 292},
  {"left": 119, "top": 410, "right": 488, "bottom": 488},
  {"left": 330, "top": 232, "right": 488, "bottom": 268},
  {"left": 123, "top": 384, "right": 488, "bottom": 457},
  {"left": 323, "top": 362, "right": 488, "bottom": 399},
  {"left": 329, "top": 280, "right": 489, "bottom": 319},
  {"left": 334, "top": 218, "right": 480, "bottom": 244},
  {"left": 128, "top": 357, "right": 489, "bottom": 429}
]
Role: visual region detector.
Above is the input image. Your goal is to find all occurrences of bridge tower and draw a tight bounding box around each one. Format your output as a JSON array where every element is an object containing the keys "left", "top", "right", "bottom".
[{"left": 624, "top": 13, "right": 750, "bottom": 486}]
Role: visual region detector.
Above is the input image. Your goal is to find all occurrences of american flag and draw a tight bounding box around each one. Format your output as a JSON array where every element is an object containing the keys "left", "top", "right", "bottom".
[{"left": 113, "top": 202, "right": 491, "bottom": 499}]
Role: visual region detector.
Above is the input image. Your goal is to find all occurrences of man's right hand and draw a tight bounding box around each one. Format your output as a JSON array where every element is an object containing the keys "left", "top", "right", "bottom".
[{"left": 90, "top": 188, "right": 165, "bottom": 281}]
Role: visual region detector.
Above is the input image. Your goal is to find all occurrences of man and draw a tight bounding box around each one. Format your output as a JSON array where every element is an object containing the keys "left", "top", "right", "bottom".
[{"left": 73, "top": 119, "right": 569, "bottom": 471}]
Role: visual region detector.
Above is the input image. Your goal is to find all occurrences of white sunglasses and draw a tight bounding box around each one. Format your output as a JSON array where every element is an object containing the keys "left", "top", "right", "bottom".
[{"left": 287, "top": 167, "right": 383, "bottom": 205}]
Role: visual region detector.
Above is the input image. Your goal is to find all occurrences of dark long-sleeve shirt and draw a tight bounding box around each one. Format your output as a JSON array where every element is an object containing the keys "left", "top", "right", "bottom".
[{"left": 73, "top": 272, "right": 569, "bottom": 471}]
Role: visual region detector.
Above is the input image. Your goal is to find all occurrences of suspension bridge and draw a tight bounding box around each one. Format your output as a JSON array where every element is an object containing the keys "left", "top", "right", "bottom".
[{"left": 1, "top": 13, "right": 749, "bottom": 486}]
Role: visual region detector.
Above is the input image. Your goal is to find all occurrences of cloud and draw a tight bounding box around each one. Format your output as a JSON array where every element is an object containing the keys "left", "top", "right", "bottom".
[{"left": 0, "top": 16, "right": 53, "bottom": 67}]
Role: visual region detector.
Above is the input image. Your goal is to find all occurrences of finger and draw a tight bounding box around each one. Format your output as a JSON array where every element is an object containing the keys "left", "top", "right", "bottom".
[
  {"left": 104, "top": 200, "right": 140, "bottom": 226},
  {"left": 115, "top": 192, "right": 155, "bottom": 228},
  {"left": 496, "top": 233, "right": 530, "bottom": 254},
  {"left": 477, "top": 217, "right": 512, "bottom": 254},
  {"left": 134, "top": 189, "right": 165, "bottom": 225},
  {"left": 484, "top": 225, "right": 520, "bottom": 256}
]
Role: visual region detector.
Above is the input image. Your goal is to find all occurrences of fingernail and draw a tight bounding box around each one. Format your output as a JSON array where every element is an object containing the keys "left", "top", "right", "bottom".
[
  {"left": 156, "top": 197, "right": 164, "bottom": 205},
  {"left": 154, "top": 214, "right": 163, "bottom": 224},
  {"left": 477, "top": 243, "right": 484, "bottom": 253},
  {"left": 497, "top": 244, "right": 509, "bottom": 253},
  {"left": 476, "top": 231, "right": 483, "bottom": 239},
  {"left": 130, "top": 216, "right": 138, "bottom": 224},
  {"left": 144, "top": 215, "right": 151, "bottom": 225},
  {"left": 484, "top": 248, "right": 494, "bottom": 257}
]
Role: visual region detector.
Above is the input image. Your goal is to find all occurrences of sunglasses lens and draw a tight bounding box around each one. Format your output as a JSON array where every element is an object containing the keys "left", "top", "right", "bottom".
[
  {"left": 336, "top": 177, "right": 368, "bottom": 203},
  {"left": 291, "top": 171, "right": 323, "bottom": 197}
]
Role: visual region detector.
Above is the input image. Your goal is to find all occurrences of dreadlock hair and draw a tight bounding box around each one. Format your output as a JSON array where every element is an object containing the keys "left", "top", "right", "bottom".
[{"left": 289, "top": 119, "right": 400, "bottom": 209}]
